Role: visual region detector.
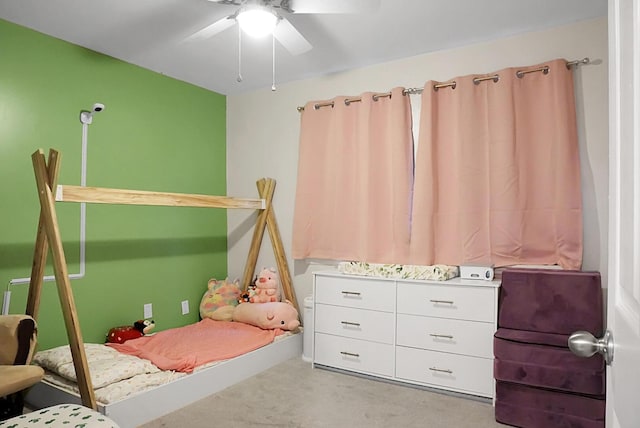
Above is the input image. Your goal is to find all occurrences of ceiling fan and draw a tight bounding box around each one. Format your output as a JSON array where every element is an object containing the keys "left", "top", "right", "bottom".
[{"left": 187, "top": 0, "right": 381, "bottom": 56}]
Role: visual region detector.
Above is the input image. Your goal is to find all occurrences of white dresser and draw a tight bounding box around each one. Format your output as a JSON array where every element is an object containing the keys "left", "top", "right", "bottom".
[{"left": 312, "top": 271, "right": 500, "bottom": 399}]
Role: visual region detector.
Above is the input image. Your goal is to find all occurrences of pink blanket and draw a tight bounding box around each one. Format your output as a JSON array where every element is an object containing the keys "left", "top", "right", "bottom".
[{"left": 107, "top": 319, "right": 281, "bottom": 373}]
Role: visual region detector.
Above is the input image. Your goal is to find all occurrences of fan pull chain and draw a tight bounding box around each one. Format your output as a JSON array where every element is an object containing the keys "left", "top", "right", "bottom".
[
  {"left": 272, "top": 32, "right": 276, "bottom": 91},
  {"left": 237, "top": 25, "right": 243, "bottom": 83}
]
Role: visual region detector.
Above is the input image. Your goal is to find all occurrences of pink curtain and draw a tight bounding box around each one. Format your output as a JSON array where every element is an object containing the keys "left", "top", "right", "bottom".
[
  {"left": 410, "top": 59, "right": 582, "bottom": 269},
  {"left": 292, "top": 87, "right": 414, "bottom": 263}
]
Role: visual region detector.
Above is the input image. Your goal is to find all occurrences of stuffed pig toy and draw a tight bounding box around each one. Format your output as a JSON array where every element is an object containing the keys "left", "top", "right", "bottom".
[
  {"left": 233, "top": 300, "right": 300, "bottom": 331},
  {"left": 249, "top": 267, "right": 281, "bottom": 303}
]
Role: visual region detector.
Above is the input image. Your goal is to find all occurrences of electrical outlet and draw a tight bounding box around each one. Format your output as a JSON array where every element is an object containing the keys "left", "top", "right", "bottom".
[
  {"left": 144, "top": 303, "right": 153, "bottom": 319},
  {"left": 181, "top": 300, "right": 189, "bottom": 315}
]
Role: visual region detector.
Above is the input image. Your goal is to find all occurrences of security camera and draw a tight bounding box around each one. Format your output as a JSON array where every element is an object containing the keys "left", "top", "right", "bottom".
[{"left": 79, "top": 102, "right": 106, "bottom": 124}]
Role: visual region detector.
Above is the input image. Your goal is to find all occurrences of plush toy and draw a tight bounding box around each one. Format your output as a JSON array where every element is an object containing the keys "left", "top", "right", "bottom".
[
  {"left": 249, "top": 267, "right": 281, "bottom": 303},
  {"left": 238, "top": 280, "right": 257, "bottom": 303},
  {"left": 106, "top": 319, "right": 155, "bottom": 344},
  {"left": 199, "top": 278, "right": 242, "bottom": 321},
  {"left": 233, "top": 300, "right": 300, "bottom": 331}
]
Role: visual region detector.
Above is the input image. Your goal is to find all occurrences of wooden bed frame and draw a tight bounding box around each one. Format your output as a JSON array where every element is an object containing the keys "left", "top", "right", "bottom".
[
  {"left": 25, "top": 148, "right": 300, "bottom": 413},
  {"left": 25, "top": 332, "right": 302, "bottom": 428}
]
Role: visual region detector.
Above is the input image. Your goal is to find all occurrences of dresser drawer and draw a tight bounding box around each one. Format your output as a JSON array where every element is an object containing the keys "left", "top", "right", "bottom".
[
  {"left": 396, "top": 346, "right": 494, "bottom": 397},
  {"left": 397, "top": 282, "right": 495, "bottom": 322},
  {"left": 314, "top": 333, "right": 394, "bottom": 377},
  {"left": 315, "top": 304, "right": 394, "bottom": 344},
  {"left": 396, "top": 314, "right": 494, "bottom": 358},
  {"left": 315, "top": 275, "right": 395, "bottom": 312}
]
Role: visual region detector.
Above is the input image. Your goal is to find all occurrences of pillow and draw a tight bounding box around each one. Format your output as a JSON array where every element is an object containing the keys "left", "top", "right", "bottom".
[
  {"left": 33, "top": 343, "right": 159, "bottom": 388},
  {"left": 233, "top": 301, "right": 300, "bottom": 331},
  {"left": 199, "top": 278, "right": 241, "bottom": 321}
]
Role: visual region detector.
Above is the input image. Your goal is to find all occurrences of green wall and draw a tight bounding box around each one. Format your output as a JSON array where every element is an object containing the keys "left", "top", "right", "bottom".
[{"left": 0, "top": 19, "right": 228, "bottom": 350}]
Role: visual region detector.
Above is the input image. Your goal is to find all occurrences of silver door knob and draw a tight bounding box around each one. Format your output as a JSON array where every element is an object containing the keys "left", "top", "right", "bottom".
[{"left": 568, "top": 330, "right": 614, "bottom": 365}]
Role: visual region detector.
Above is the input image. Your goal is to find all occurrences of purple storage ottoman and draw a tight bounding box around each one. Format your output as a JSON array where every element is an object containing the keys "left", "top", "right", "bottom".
[
  {"left": 493, "top": 269, "right": 605, "bottom": 428},
  {"left": 494, "top": 329, "right": 606, "bottom": 396},
  {"left": 495, "top": 382, "right": 605, "bottom": 428},
  {"left": 497, "top": 269, "right": 603, "bottom": 336}
]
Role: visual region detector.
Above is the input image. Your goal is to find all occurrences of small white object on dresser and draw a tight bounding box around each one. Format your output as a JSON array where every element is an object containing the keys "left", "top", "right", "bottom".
[{"left": 312, "top": 271, "right": 500, "bottom": 399}]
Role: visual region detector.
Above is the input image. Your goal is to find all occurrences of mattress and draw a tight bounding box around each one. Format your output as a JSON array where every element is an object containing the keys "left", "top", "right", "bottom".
[
  {"left": 338, "top": 261, "right": 459, "bottom": 280},
  {"left": 32, "top": 323, "right": 297, "bottom": 405},
  {"left": 33, "top": 343, "right": 175, "bottom": 405},
  {"left": 26, "top": 329, "right": 302, "bottom": 428}
]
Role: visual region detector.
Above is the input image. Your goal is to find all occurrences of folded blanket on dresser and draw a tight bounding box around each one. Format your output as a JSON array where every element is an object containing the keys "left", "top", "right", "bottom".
[{"left": 338, "top": 261, "right": 459, "bottom": 281}]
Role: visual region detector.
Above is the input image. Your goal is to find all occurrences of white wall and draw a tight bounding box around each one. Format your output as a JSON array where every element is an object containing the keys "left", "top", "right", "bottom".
[{"left": 226, "top": 17, "right": 608, "bottom": 309}]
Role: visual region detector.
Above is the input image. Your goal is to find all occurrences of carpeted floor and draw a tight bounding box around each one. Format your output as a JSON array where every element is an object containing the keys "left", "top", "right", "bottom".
[{"left": 140, "top": 357, "right": 506, "bottom": 428}]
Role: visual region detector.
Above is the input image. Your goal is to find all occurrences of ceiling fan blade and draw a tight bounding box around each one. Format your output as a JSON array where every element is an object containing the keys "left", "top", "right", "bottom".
[
  {"left": 273, "top": 18, "right": 312, "bottom": 55},
  {"left": 288, "top": 0, "right": 380, "bottom": 14},
  {"left": 186, "top": 16, "right": 236, "bottom": 41}
]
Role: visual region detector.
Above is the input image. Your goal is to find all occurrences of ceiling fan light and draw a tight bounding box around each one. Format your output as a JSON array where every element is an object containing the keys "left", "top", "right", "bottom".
[{"left": 237, "top": 7, "right": 278, "bottom": 38}]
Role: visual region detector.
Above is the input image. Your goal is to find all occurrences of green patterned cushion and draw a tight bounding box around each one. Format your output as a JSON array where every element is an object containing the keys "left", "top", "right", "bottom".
[{"left": 0, "top": 404, "right": 119, "bottom": 428}]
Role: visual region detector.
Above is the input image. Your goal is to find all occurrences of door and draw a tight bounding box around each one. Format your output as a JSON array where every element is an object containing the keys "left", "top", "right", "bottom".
[{"left": 606, "top": 0, "right": 640, "bottom": 426}]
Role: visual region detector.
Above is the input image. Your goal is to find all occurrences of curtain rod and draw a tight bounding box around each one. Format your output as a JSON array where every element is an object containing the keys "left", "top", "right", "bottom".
[{"left": 296, "top": 57, "right": 590, "bottom": 112}]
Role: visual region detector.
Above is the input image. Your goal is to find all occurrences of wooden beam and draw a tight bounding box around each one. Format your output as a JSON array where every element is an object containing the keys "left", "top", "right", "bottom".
[
  {"left": 31, "top": 149, "right": 97, "bottom": 410},
  {"left": 26, "top": 149, "right": 61, "bottom": 319},
  {"left": 257, "top": 179, "right": 300, "bottom": 316},
  {"left": 241, "top": 179, "right": 275, "bottom": 291},
  {"left": 56, "top": 185, "right": 265, "bottom": 210}
]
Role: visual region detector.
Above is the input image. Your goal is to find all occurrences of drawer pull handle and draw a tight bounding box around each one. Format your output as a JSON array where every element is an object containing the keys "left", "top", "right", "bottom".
[
  {"left": 429, "top": 367, "right": 453, "bottom": 374},
  {"left": 342, "top": 291, "right": 362, "bottom": 296},
  {"left": 429, "top": 334, "right": 454, "bottom": 339},
  {"left": 340, "top": 351, "right": 360, "bottom": 358},
  {"left": 429, "top": 299, "right": 454, "bottom": 305},
  {"left": 341, "top": 321, "right": 361, "bottom": 327}
]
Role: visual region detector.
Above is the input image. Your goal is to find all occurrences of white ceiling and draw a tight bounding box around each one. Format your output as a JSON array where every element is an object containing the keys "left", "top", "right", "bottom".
[{"left": 0, "top": 0, "right": 607, "bottom": 96}]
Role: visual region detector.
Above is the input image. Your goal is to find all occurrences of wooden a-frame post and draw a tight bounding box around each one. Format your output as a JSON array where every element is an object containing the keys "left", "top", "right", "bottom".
[
  {"left": 26, "top": 149, "right": 297, "bottom": 409},
  {"left": 26, "top": 149, "right": 60, "bottom": 319},
  {"left": 240, "top": 178, "right": 299, "bottom": 316},
  {"left": 28, "top": 149, "right": 97, "bottom": 409}
]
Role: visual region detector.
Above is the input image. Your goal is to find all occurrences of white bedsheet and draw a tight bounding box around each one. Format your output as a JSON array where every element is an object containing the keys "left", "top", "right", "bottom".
[{"left": 41, "top": 368, "right": 185, "bottom": 404}]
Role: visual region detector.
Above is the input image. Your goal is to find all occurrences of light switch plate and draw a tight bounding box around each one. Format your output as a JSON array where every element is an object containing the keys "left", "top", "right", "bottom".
[
  {"left": 181, "top": 300, "right": 189, "bottom": 315},
  {"left": 144, "top": 303, "right": 153, "bottom": 319}
]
